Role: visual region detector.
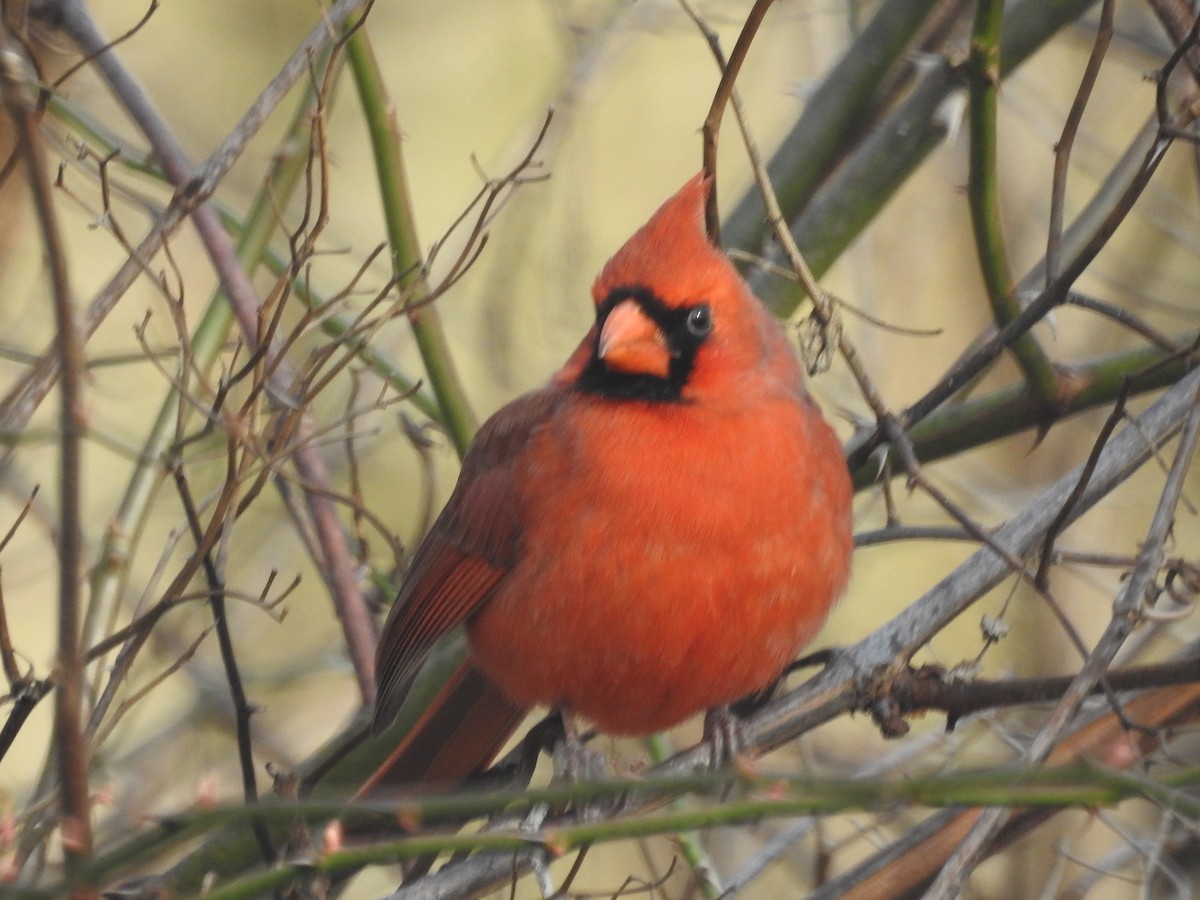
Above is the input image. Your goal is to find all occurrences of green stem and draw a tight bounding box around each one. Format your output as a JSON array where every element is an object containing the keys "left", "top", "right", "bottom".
[
  {"left": 645, "top": 734, "right": 723, "bottom": 898},
  {"left": 74, "top": 761, "right": 1200, "bottom": 896},
  {"left": 967, "top": 0, "right": 1060, "bottom": 402},
  {"left": 851, "top": 333, "right": 1199, "bottom": 488},
  {"left": 747, "top": 0, "right": 1100, "bottom": 316},
  {"left": 344, "top": 18, "right": 477, "bottom": 458}
]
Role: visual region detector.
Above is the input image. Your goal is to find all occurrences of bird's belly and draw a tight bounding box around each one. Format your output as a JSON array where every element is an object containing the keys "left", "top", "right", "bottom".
[
  {"left": 466, "top": 392, "right": 852, "bottom": 736},
  {"left": 466, "top": 502, "right": 844, "bottom": 735}
]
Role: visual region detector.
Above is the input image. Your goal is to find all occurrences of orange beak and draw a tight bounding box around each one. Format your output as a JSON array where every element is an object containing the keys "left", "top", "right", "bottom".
[{"left": 597, "top": 299, "right": 669, "bottom": 378}]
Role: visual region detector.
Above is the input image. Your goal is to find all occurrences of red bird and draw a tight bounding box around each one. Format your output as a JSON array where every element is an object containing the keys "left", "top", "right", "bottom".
[{"left": 370, "top": 174, "right": 853, "bottom": 788}]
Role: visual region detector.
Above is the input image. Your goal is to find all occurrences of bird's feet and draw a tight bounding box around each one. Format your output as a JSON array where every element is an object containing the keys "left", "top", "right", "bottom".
[
  {"left": 545, "top": 711, "right": 615, "bottom": 821},
  {"left": 551, "top": 731, "right": 608, "bottom": 785},
  {"left": 703, "top": 705, "right": 751, "bottom": 771}
]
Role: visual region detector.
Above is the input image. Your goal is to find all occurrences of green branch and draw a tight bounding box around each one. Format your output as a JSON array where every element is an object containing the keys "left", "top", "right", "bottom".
[
  {"left": 967, "top": 0, "right": 1059, "bottom": 403},
  {"left": 72, "top": 762, "right": 1200, "bottom": 896},
  {"left": 746, "top": 0, "right": 1100, "bottom": 316},
  {"left": 721, "top": 0, "right": 943, "bottom": 252},
  {"left": 344, "top": 19, "right": 477, "bottom": 458},
  {"left": 851, "top": 333, "right": 1198, "bottom": 488}
]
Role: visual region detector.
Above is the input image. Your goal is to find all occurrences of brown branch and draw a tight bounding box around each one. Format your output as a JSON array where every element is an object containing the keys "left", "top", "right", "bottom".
[
  {"left": 699, "top": 0, "right": 774, "bottom": 239},
  {"left": 879, "top": 655, "right": 1200, "bottom": 727},
  {"left": 0, "top": 33, "right": 93, "bottom": 894},
  {"left": 814, "top": 676, "right": 1200, "bottom": 900}
]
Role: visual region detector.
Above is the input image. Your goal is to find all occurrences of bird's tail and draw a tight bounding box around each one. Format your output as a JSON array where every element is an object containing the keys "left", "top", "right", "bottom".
[{"left": 355, "top": 660, "right": 528, "bottom": 798}]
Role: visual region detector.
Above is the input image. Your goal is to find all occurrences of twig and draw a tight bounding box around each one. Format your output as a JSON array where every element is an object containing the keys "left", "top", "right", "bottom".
[
  {"left": 1046, "top": 0, "right": 1115, "bottom": 285},
  {"left": 48, "top": 0, "right": 159, "bottom": 91},
  {"left": 1064, "top": 290, "right": 1186, "bottom": 353},
  {"left": 1035, "top": 382, "right": 1129, "bottom": 587},
  {"left": 698, "top": 0, "right": 773, "bottom": 238},
  {"left": 0, "top": 34, "right": 94, "bottom": 893},
  {"left": 0, "top": 570, "right": 54, "bottom": 768},
  {"left": 86, "top": 624, "right": 213, "bottom": 749},
  {"left": 854, "top": 525, "right": 975, "bottom": 548},
  {"left": 0, "top": 575, "right": 20, "bottom": 687},
  {"left": 171, "top": 461, "right": 276, "bottom": 867}
]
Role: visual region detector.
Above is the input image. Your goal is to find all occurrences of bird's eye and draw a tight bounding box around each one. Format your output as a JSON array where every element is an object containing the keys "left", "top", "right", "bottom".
[{"left": 685, "top": 304, "right": 713, "bottom": 337}]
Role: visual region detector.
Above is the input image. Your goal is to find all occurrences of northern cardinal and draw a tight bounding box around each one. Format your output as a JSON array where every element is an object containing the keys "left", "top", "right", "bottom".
[{"left": 369, "top": 173, "right": 853, "bottom": 791}]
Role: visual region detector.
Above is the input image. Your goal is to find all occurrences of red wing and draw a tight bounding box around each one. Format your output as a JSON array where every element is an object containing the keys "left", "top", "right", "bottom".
[{"left": 372, "top": 389, "right": 561, "bottom": 732}]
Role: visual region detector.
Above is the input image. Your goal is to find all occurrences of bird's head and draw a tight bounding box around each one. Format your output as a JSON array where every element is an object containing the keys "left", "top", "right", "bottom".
[{"left": 569, "top": 173, "right": 800, "bottom": 404}]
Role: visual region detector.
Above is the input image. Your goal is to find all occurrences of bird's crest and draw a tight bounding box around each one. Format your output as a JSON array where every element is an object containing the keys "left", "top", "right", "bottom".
[{"left": 592, "top": 174, "right": 729, "bottom": 307}]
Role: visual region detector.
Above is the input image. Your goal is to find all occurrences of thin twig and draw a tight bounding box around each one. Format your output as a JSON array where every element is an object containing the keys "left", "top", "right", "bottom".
[
  {"left": 698, "top": 0, "right": 774, "bottom": 239},
  {"left": 171, "top": 461, "right": 276, "bottom": 866},
  {"left": 1046, "top": 0, "right": 1115, "bottom": 285},
  {"left": 1035, "top": 383, "right": 1130, "bottom": 588},
  {"left": 1064, "top": 290, "right": 1185, "bottom": 353}
]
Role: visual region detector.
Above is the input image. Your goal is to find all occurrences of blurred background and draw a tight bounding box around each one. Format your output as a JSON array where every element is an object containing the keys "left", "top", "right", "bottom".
[{"left": 1, "top": 0, "right": 1198, "bottom": 896}]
